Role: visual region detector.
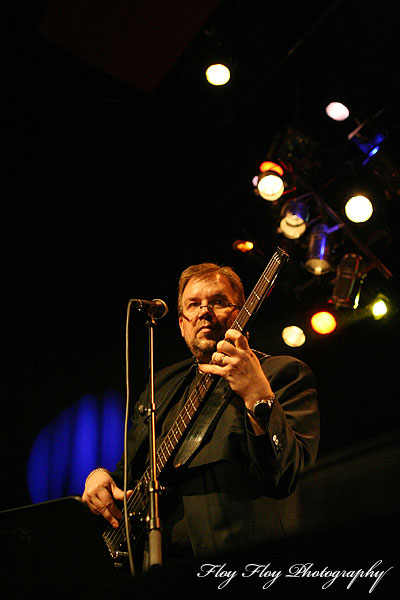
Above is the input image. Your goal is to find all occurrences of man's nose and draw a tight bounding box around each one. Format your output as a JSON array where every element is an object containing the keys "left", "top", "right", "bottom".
[{"left": 198, "top": 304, "right": 213, "bottom": 317}]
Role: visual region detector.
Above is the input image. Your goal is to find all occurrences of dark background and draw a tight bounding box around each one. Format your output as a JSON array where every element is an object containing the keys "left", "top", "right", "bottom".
[{"left": 3, "top": 0, "right": 399, "bottom": 512}]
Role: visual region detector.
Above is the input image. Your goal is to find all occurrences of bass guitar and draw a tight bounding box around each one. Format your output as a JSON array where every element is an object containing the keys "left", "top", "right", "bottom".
[{"left": 102, "top": 246, "right": 289, "bottom": 566}]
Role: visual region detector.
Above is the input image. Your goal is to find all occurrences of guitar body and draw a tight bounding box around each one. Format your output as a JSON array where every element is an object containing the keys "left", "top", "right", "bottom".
[{"left": 101, "top": 479, "right": 148, "bottom": 568}]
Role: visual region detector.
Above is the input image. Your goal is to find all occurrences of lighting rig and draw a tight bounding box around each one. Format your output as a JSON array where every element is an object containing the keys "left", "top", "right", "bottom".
[{"left": 236, "top": 108, "right": 398, "bottom": 347}]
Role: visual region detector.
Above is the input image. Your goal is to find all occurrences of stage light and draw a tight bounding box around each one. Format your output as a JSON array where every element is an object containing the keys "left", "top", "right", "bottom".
[
  {"left": 348, "top": 121, "right": 386, "bottom": 165},
  {"left": 372, "top": 299, "right": 388, "bottom": 319},
  {"left": 370, "top": 295, "right": 389, "bottom": 320},
  {"left": 331, "top": 253, "right": 364, "bottom": 309},
  {"left": 305, "top": 224, "right": 331, "bottom": 275},
  {"left": 325, "top": 101, "right": 350, "bottom": 121},
  {"left": 311, "top": 311, "right": 337, "bottom": 335},
  {"left": 282, "top": 325, "right": 306, "bottom": 347},
  {"left": 255, "top": 162, "right": 285, "bottom": 201},
  {"left": 205, "top": 63, "right": 231, "bottom": 86},
  {"left": 344, "top": 195, "right": 373, "bottom": 223},
  {"left": 280, "top": 198, "right": 310, "bottom": 239},
  {"left": 259, "top": 161, "right": 284, "bottom": 175},
  {"left": 257, "top": 173, "right": 284, "bottom": 201},
  {"left": 233, "top": 239, "right": 254, "bottom": 253}
]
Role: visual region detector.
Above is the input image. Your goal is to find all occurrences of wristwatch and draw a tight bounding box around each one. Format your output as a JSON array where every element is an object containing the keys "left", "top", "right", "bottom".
[{"left": 246, "top": 395, "right": 275, "bottom": 420}]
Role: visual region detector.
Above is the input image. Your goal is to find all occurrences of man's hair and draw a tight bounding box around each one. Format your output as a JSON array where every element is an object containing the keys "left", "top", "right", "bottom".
[{"left": 177, "top": 263, "right": 245, "bottom": 315}]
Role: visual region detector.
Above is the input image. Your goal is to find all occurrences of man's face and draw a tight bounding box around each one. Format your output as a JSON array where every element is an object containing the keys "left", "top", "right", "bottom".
[{"left": 178, "top": 273, "right": 240, "bottom": 362}]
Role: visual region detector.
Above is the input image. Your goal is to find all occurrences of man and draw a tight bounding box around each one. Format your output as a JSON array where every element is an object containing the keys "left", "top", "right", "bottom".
[{"left": 82, "top": 262, "right": 319, "bottom": 561}]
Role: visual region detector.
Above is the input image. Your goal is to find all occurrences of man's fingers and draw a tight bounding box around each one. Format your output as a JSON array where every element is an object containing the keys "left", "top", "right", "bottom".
[
  {"left": 217, "top": 335, "right": 248, "bottom": 356},
  {"left": 198, "top": 363, "right": 223, "bottom": 376},
  {"left": 225, "top": 329, "right": 249, "bottom": 349},
  {"left": 100, "top": 489, "right": 133, "bottom": 528},
  {"left": 85, "top": 487, "right": 122, "bottom": 524},
  {"left": 112, "top": 485, "right": 133, "bottom": 501},
  {"left": 98, "top": 505, "right": 120, "bottom": 529}
]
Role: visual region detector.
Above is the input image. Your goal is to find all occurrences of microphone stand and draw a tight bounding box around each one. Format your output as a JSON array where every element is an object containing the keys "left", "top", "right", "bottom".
[{"left": 143, "top": 312, "right": 162, "bottom": 570}]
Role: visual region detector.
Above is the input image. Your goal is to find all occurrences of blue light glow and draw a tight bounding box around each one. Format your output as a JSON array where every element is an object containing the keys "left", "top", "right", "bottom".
[
  {"left": 368, "top": 145, "right": 380, "bottom": 157},
  {"left": 27, "top": 391, "right": 125, "bottom": 503},
  {"left": 362, "top": 145, "right": 381, "bottom": 165},
  {"left": 351, "top": 131, "right": 386, "bottom": 164}
]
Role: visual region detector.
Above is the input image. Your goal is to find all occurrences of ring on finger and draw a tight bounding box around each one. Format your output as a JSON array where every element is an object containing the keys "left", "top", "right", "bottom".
[{"left": 220, "top": 354, "right": 226, "bottom": 365}]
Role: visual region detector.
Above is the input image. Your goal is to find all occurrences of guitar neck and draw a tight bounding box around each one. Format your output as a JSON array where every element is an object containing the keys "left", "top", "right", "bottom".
[{"left": 232, "top": 246, "right": 289, "bottom": 334}]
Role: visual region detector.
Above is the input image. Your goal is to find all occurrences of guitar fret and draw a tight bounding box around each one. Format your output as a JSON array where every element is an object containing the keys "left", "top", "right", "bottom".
[
  {"left": 159, "top": 445, "right": 168, "bottom": 465},
  {"left": 183, "top": 403, "right": 192, "bottom": 420},
  {"left": 170, "top": 427, "right": 179, "bottom": 444},
  {"left": 186, "top": 399, "right": 197, "bottom": 415},
  {"left": 164, "top": 437, "right": 173, "bottom": 454}
]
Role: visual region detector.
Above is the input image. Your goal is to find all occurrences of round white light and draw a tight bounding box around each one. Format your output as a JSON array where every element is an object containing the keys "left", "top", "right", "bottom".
[
  {"left": 279, "top": 217, "right": 307, "bottom": 239},
  {"left": 345, "top": 195, "right": 373, "bottom": 223},
  {"left": 205, "top": 63, "right": 231, "bottom": 86},
  {"left": 325, "top": 101, "right": 350, "bottom": 121},
  {"left": 257, "top": 173, "right": 284, "bottom": 201},
  {"left": 282, "top": 326, "right": 306, "bottom": 347}
]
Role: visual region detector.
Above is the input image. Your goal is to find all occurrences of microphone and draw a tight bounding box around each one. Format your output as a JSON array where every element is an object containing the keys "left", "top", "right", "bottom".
[{"left": 130, "top": 298, "right": 169, "bottom": 319}]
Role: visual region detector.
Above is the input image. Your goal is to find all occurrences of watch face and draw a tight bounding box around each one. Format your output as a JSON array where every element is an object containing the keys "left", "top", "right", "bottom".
[{"left": 253, "top": 401, "right": 271, "bottom": 420}]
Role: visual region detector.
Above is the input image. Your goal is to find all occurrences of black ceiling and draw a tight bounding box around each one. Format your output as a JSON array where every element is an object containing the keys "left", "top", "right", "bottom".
[{"left": 4, "top": 0, "right": 400, "bottom": 509}]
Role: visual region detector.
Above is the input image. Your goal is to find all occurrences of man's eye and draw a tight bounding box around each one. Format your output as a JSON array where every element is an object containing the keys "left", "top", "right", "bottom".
[{"left": 211, "top": 300, "right": 227, "bottom": 308}]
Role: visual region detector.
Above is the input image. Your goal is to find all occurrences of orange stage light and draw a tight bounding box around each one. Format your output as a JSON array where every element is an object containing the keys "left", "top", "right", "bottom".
[
  {"left": 259, "top": 161, "right": 284, "bottom": 175},
  {"left": 310, "top": 311, "right": 337, "bottom": 335},
  {"left": 233, "top": 240, "right": 254, "bottom": 252}
]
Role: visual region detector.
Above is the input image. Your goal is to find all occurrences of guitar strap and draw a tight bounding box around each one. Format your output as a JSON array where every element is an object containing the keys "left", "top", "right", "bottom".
[
  {"left": 173, "top": 350, "right": 269, "bottom": 468},
  {"left": 173, "top": 375, "right": 229, "bottom": 468}
]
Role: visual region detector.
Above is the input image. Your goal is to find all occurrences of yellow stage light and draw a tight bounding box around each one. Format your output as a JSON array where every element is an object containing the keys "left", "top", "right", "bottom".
[
  {"left": 345, "top": 195, "right": 373, "bottom": 223},
  {"left": 257, "top": 173, "right": 284, "bottom": 201},
  {"left": 255, "top": 161, "right": 285, "bottom": 201},
  {"left": 370, "top": 295, "right": 390, "bottom": 320},
  {"left": 282, "top": 326, "right": 306, "bottom": 347},
  {"left": 280, "top": 198, "right": 310, "bottom": 239},
  {"left": 205, "top": 63, "right": 231, "bottom": 86},
  {"left": 372, "top": 300, "right": 388, "bottom": 319}
]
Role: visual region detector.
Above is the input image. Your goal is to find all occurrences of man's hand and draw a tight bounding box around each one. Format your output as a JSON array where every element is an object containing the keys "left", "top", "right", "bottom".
[
  {"left": 82, "top": 470, "right": 132, "bottom": 528},
  {"left": 198, "top": 329, "right": 273, "bottom": 433}
]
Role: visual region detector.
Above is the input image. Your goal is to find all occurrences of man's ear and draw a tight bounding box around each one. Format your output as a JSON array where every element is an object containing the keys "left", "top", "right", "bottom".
[{"left": 178, "top": 316, "right": 185, "bottom": 338}]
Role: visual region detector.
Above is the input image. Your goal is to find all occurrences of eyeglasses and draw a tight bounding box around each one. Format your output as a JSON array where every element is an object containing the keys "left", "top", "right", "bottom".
[{"left": 182, "top": 300, "right": 241, "bottom": 319}]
